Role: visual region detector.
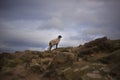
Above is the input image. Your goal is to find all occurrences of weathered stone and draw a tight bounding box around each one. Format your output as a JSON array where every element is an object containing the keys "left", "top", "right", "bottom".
[
  {"left": 63, "top": 69, "right": 82, "bottom": 80},
  {"left": 93, "top": 70, "right": 100, "bottom": 74},
  {"left": 62, "top": 67, "right": 71, "bottom": 72},
  {"left": 87, "top": 73, "right": 102, "bottom": 79},
  {"left": 74, "top": 68, "right": 79, "bottom": 72},
  {"left": 100, "top": 67, "right": 110, "bottom": 73},
  {"left": 30, "top": 59, "right": 40, "bottom": 67},
  {"left": 80, "top": 65, "right": 89, "bottom": 71},
  {"left": 53, "top": 52, "right": 75, "bottom": 65}
]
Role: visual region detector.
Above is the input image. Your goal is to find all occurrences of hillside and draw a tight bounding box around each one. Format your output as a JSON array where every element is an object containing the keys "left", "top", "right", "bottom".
[{"left": 0, "top": 37, "right": 120, "bottom": 80}]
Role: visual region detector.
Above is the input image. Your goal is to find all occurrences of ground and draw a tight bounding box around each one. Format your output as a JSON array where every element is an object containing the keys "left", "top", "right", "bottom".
[{"left": 0, "top": 37, "right": 120, "bottom": 80}]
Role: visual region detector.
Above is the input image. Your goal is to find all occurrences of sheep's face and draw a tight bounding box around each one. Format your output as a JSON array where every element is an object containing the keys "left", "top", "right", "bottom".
[{"left": 58, "top": 35, "right": 62, "bottom": 38}]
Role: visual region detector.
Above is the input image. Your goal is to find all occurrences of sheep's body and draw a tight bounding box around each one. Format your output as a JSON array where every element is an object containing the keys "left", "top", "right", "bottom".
[
  {"left": 50, "top": 38, "right": 60, "bottom": 46},
  {"left": 49, "top": 35, "right": 62, "bottom": 50}
]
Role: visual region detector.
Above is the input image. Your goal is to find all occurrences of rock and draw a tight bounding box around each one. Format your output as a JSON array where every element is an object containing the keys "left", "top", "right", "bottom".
[
  {"left": 78, "top": 58, "right": 83, "bottom": 61},
  {"left": 87, "top": 73, "right": 102, "bottom": 79},
  {"left": 30, "top": 59, "right": 40, "bottom": 66},
  {"left": 93, "top": 70, "right": 99, "bottom": 74},
  {"left": 74, "top": 68, "right": 79, "bottom": 72},
  {"left": 80, "top": 65, "right": 89, "bottom": 71},
  {"left": 62, "top": 67, "right": 71, "bottom": 72},
  {"left": 13, "top": 65, "right": 27, "bottom": 78},
  {"left": 100, "top": 67, "right": 110, "bottom": 73},
  {"left": 63, "top": 70, "right": 83, "bottom": 80},
  {"left": 53, "top": 52, "right": 75, "bottom": 66}
]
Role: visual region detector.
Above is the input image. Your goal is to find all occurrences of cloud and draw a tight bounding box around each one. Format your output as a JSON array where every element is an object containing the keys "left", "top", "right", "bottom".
[
  {"left": 0, "top": 0, "right": 120, "bottom": 52},
  {"left": 38, "top": 17, "right": 64, "bottom": 30}
]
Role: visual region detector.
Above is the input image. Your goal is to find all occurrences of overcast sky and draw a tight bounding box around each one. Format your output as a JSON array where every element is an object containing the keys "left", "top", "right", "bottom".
[{"left": 0, "top": 0, "right": 120, "bottom": 52}]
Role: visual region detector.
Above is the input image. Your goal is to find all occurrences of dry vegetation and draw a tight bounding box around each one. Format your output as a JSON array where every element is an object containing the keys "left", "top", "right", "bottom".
[{"left": 0, "top": 37, "right": 120, "bottom": 80}]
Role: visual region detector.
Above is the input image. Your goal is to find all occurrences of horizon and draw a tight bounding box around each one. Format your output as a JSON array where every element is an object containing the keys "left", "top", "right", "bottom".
[
  {"left": 0, "top": 0, "right": 120, "bottom": 52},
  {"left": 0, "top": 37, "right": 119, "bottom": 53}
]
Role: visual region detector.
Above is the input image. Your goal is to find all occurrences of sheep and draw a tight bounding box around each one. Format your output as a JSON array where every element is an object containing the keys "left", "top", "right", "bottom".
[{"left": 48, "top": 35, "right": 62, "bottom": 51}]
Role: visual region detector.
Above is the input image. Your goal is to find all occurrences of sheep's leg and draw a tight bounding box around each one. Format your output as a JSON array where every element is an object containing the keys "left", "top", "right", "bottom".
[
  {"left": 49, "top": 45, "right": 52, "bottom": 51},
  {"left": 49, "top": 43, "right": 52, "bottom": 51},
  {"left": 56, "top": 44, "right": 58, "bottom": 49}
]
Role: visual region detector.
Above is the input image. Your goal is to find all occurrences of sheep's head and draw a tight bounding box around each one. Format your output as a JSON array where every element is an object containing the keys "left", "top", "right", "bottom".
[{"left": 58, "top": 35, "right": 62, "bottom": 38}]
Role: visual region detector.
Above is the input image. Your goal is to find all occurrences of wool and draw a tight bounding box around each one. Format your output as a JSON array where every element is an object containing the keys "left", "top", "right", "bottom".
[{"left": 48, "top": 35, "right": 62, "bottom": 50}]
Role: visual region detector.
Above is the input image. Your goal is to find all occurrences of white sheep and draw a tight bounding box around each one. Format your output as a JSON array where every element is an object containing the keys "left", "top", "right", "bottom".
[{"left": 48, "top": 35, "right": 62, "bottom": 50}]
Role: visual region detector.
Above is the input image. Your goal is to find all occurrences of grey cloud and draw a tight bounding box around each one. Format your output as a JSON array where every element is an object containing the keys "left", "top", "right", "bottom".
[
  {"left": 0, "top": 0, "right": 52, "bottom": 20},
  {"left": 0, "top": 0, "right": 120, "bottom": 52},
  {"left": 38, "top": 17, "right": 64, "bottom": 30}
]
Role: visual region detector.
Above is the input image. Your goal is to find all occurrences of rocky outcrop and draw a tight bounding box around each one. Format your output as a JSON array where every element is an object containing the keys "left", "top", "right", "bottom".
[{"left": 0, "top": 37, "right": 120, "bottom": 80}]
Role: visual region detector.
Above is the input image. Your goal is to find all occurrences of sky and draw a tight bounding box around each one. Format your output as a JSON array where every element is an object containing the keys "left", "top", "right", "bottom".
[{"left": 0, "top": 0, "right": 120, "bottom": 52}]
